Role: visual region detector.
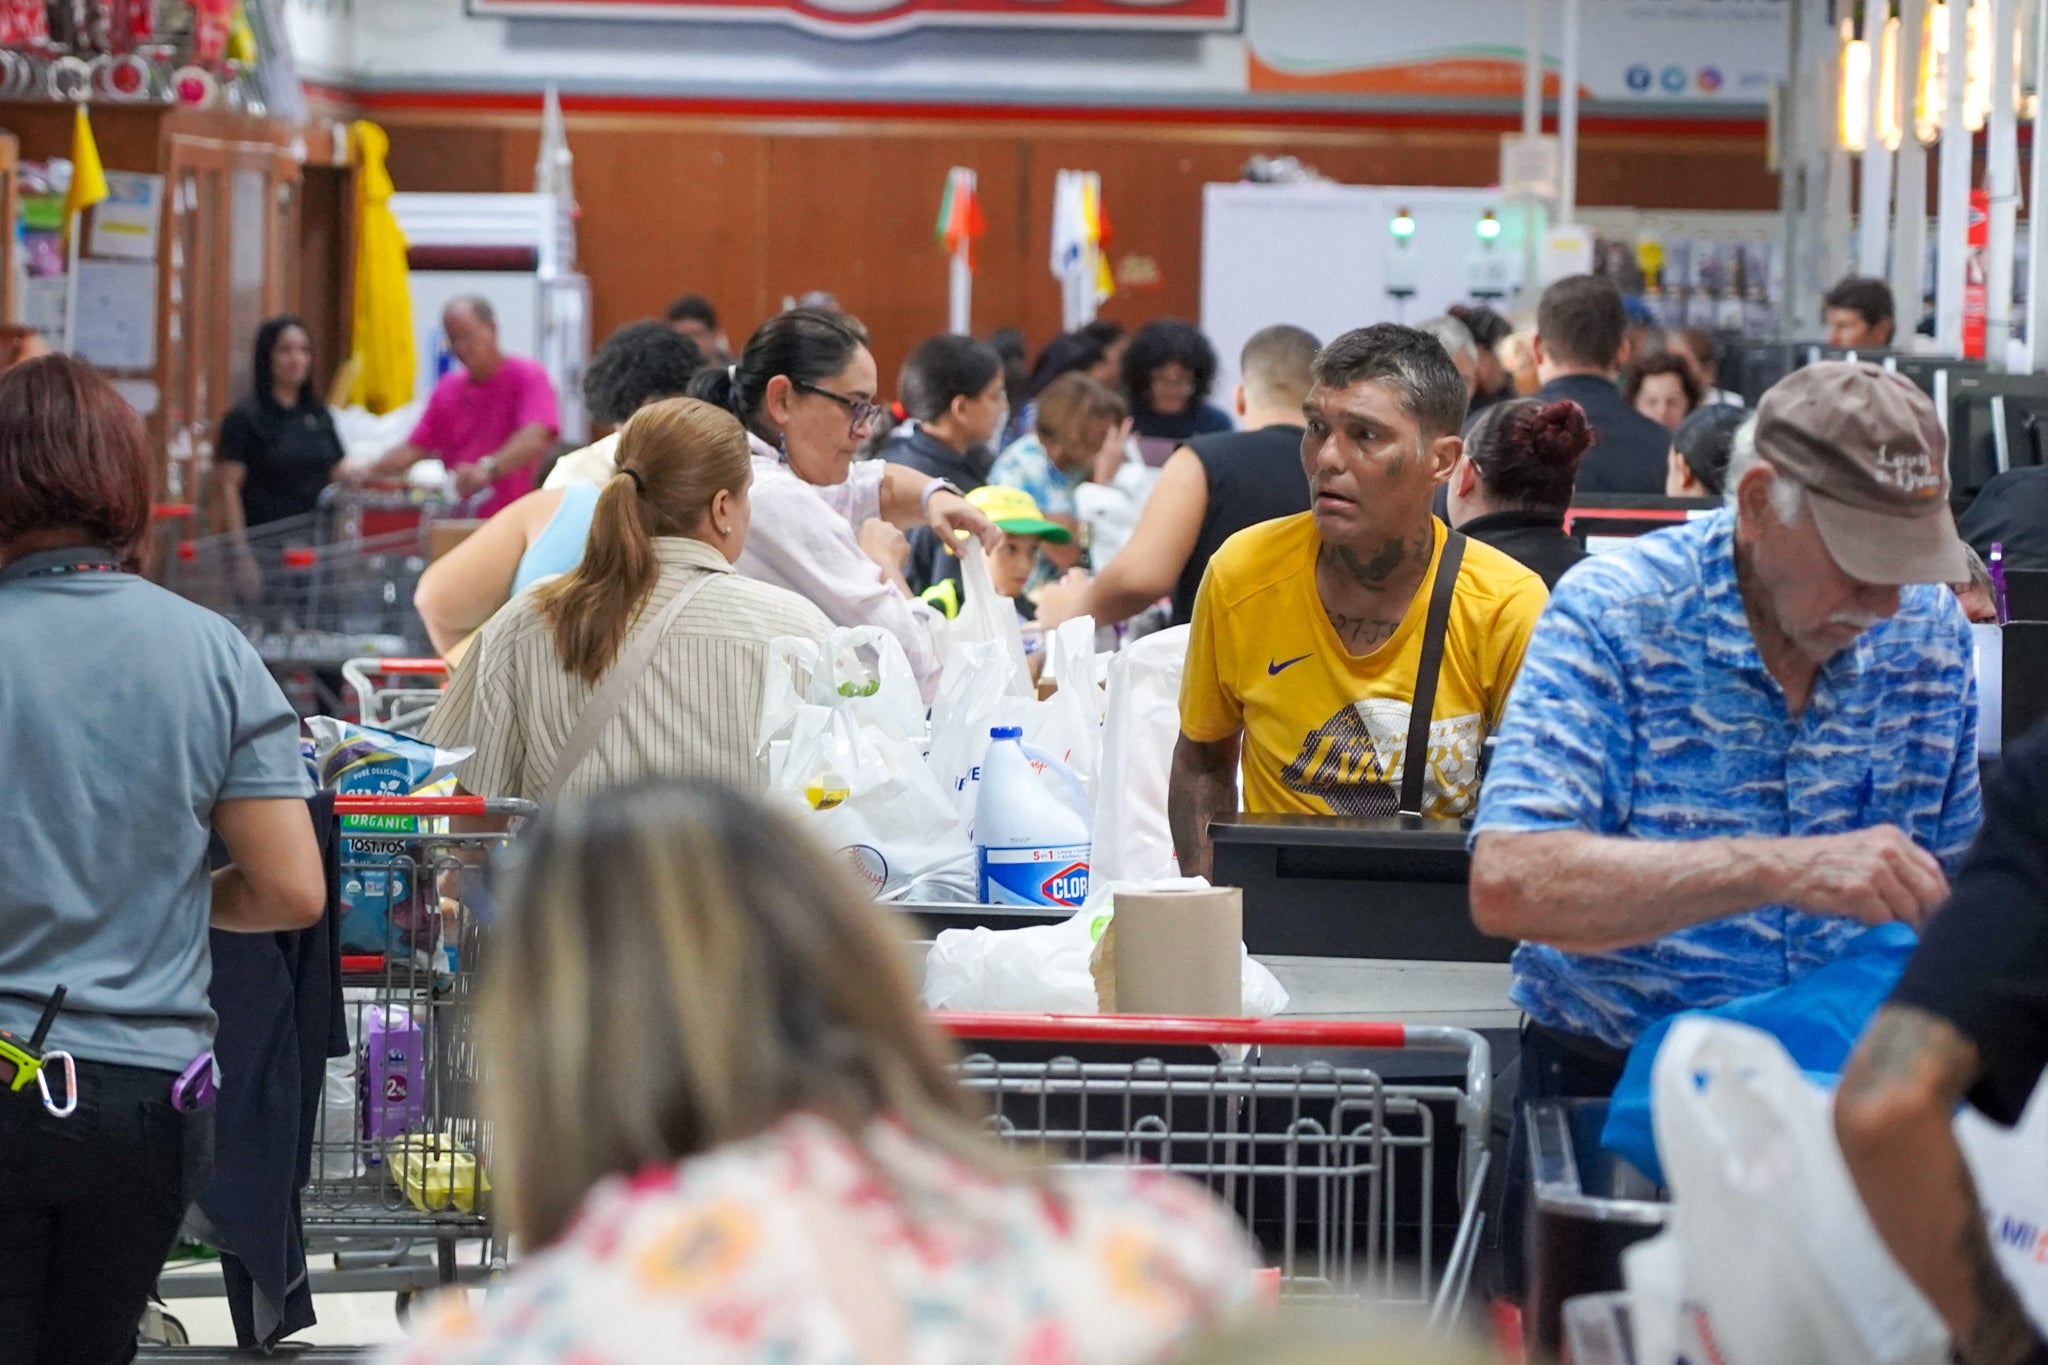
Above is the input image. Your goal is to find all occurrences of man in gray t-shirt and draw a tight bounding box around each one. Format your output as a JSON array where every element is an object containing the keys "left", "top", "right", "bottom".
[{"left": 0, "top": 564, "right": 317, "bottom": 1072}]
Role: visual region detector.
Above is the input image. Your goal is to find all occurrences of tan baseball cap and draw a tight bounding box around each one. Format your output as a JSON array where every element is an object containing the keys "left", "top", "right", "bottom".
[{"left": 1752, "top": 361, "right": 1971, "bottom": 585}]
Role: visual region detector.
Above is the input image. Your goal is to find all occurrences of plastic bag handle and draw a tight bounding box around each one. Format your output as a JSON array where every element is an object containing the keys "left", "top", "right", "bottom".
[{"left": 1019, "top": 741, "right": 1094, "bottom": 826}]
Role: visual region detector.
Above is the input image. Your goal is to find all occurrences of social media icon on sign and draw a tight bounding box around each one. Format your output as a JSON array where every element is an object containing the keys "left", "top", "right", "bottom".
[
  {"left": 1626, "top": 64, "right": 1653, "bottom": 92},
  {"left": 1661, "top": 65, "right": 1688, "bottom": 93}
]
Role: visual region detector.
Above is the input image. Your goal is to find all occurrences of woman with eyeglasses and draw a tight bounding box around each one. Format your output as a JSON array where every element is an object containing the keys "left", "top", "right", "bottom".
[{"left": 690, "top": 309, "right": 999, "bottom": 701}]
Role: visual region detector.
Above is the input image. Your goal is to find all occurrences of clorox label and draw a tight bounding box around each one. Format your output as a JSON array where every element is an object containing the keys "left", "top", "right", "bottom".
[{"left": 979, "top": 845, "right": 1090, "bottom": 907}]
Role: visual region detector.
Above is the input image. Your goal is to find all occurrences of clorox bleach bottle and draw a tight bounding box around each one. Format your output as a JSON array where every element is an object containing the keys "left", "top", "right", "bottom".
[{"left": 974, "top": 726, "right": 1092, "bottom": 908}]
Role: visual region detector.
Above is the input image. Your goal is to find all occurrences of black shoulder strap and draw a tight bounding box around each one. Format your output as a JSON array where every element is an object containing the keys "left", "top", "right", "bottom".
[{"left": 1398, "top": 530, "right": 1467, "bottom": 817}]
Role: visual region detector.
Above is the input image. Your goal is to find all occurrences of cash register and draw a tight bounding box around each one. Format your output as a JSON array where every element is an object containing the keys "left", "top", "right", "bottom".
[{"left": 1208, "top": 813, "right": 1515, "bottom": 963}]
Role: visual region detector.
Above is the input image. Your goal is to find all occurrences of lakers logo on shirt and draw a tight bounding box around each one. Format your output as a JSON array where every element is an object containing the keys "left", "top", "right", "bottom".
[{"left": 1278, "top": 699, "right": 1484, "bottom": 816}]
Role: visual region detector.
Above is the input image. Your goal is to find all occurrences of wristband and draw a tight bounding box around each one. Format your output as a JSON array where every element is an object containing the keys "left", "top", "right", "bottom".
[{"left": 920, "top": 479, "right": 964, "bottom": 516}]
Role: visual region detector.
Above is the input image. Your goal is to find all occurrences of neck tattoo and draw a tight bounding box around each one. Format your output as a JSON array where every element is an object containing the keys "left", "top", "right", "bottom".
[
  {"left": 1329, "top": 526, "right": 1432, "bottom": 590},
  {"left": 1318, "top": 526, "right": 1436, "bottom": 656}
]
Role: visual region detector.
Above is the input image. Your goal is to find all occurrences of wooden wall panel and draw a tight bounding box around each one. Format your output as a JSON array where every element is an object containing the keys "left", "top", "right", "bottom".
[
  {"left": 383, "top": 125, "right": 511, "bottom": 194},
  {"left": 295, "top": 163, "right": 353, "bottom": 387},
  {"left": 1, "top": 102, "right": 164, "bottom": 174},
  {"left": 761, "top": 132, "right": 1026, "bottom": 387},
  {"left": 498, "top": 121, "right": 776, "bottom": 346},
  {"left": 373, "top": 107, "right": 1776, "bottom": 404}
]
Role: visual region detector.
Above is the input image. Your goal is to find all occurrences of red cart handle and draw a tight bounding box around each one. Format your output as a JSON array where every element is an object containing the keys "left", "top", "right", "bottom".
[
  {"left": 933, "top": 1011, "right": 1410, "bottom": 1049},
  {"left": 334, "top": 795, "right": 495, "bottom": 817},
  {"left": 362, "top": 658, "right": 448, "bottom": 675}
]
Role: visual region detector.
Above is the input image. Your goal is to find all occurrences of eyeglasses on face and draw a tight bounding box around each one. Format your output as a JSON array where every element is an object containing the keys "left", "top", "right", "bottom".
[{"left": 792, "top": 379, "right": 882, "bottom": 433}]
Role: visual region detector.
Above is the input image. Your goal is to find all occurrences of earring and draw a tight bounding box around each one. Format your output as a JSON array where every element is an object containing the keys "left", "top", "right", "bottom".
[{"left": 777, "top": 432, "right": 788, "bottom": 459}]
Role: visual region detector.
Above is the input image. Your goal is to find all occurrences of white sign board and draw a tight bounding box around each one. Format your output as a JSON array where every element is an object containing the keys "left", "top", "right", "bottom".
[
  {"left": 1247, "top": 0, "right": 1786, "bottom": 104},
  {"left": 72, "top": 259, "right": 157, "bottom": 371},
  {"left": 1501, "top": 134, "right": 1561, "bottom": 201},
  {"left": 1542, "top": 226, "right": 1598, "bottom": 284},
  {"left": 88, "top": 172, "right": 164, "bottom": 261},
  {"left": 1201, "top": 183, "right": 1522, "bottom": 401}
]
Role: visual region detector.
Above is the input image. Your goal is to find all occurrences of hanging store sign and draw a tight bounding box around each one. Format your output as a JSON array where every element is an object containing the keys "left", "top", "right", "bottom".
[
  {"left": 1247, "top": 0, "right": 1785, "bottom": 104},
  {"left": 465, "top": 0, "right": 1240, "bottom": 37}
]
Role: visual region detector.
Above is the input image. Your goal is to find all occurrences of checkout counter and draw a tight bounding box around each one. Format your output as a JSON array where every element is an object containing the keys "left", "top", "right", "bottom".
[
  {"left": 1209, "top": 814, "right": 1517, "bottom": 1030},
  {"left": 903, "top": 816, "right": 1518, "bottom": 1030}
]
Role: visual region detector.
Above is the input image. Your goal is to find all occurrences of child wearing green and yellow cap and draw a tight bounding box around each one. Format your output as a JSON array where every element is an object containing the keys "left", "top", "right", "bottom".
[{"left": 921, "top": 485, "right": 1092, "bottom": 631}]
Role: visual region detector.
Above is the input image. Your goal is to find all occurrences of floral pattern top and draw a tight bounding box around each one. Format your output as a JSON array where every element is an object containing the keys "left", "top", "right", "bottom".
[{"left": 383, "top": 1113, "right": 1259, "bottom": 1365}]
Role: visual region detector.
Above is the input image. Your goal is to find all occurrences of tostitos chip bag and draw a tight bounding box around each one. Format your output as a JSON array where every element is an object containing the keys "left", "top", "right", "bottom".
[{"left": 306, "top": 718, "right": 470, "bottom": 955}]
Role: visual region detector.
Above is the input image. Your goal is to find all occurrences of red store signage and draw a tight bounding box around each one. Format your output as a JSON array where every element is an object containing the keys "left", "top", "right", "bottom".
[{"left": 465, "top": 0, "right": 1240, "bottom": 35}]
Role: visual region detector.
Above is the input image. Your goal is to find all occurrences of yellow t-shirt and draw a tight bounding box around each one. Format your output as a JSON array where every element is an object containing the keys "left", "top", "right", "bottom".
[{"left": 1179, "top": 514, "right": 1547, "bottom": 818}]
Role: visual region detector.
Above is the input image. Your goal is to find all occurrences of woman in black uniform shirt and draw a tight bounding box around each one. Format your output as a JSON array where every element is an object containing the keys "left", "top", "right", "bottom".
[{"left": 216, "top": 316, "right": 344, "bottom": 542}]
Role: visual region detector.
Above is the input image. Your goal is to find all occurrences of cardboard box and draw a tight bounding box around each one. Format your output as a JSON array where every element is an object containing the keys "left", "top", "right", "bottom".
[{"left": 427, "top": 519, "right": 485, "bottom": 563}]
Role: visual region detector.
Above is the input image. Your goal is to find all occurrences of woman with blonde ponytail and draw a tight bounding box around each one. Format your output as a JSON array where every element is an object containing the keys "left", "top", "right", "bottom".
[{"left": 418, "top": 397, "right": 833, "bottom": 801}]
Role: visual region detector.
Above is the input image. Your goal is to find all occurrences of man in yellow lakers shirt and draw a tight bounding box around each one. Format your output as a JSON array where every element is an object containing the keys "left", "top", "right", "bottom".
[{"left": 1170, "top": 323, "right": 1548, "bottom": 878}]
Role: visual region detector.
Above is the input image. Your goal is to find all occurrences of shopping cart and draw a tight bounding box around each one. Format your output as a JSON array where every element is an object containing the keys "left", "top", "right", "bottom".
[
  {"left": 155, "top": 795, "right": 531, "bottom": 1345},
  {"left": 310, "top": 796, "right": 527, "bottom": 1287},
  {"left": 343, "top": 657, "right": 451, "bottom": 732},
  {"left": 167, "top": 485, "right": 458, "bottom": 715},
  {"left": 936, "top": 1012, "right": 1492, "bottom": 1331}
]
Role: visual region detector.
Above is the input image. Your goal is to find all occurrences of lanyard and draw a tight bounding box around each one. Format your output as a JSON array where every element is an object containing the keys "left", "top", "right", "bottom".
[{"left": 0, "top": 546, "right": 122, "bottom": 587}]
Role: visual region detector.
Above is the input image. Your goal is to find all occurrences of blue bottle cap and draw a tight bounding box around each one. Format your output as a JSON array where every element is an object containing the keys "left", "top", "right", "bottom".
[{"left": 989, "top": 726, "right": 1023, "bottom": 740}]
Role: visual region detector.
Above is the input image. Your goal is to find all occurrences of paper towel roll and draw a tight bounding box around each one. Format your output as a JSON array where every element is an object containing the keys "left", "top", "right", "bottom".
[{"left": 1110, "top": 886, "right": 1243, "bottom": 1017}]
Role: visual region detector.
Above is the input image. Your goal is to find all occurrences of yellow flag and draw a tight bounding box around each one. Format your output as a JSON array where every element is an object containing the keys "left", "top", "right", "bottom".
[{"left": 65, "top": 106, "right": 109, "bottom": 225}]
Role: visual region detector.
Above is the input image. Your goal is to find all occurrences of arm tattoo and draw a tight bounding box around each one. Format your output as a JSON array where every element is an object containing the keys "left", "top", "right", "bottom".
[
  {"left": 1963, "top": 1194, "right": 2042, "bottom": 1365},
  {"left": 1169, "top": 738, "right": 1240, "bottom": 879},
  {"left": 1838, "top": 1005, "right": 1978, "bottom": 1103},
  {"left": 1845, "top": 1009, "right": 2037, "bottom": 1365}
]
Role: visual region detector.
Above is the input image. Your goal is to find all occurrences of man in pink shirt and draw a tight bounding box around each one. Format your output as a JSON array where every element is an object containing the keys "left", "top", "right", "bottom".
[{"left": 367, "top": 296, "right": 559, "bottom": 517}]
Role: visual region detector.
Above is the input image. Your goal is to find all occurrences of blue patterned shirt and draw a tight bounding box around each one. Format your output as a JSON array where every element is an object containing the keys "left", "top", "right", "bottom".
[
  {"left": 990, "top": 433, "right": 1080, "bottom": 588},
  {"left": 1472, "top": 510, "right": 1982, "bottom": 1049},
  {"left": 989, "top": 433, "right": 1078, "bottom": 519}
]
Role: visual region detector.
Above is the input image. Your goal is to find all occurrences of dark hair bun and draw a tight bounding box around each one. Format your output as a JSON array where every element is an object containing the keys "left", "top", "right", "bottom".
[{"left": 1521, "top": 399, "right": 1595, "bottom": 468}]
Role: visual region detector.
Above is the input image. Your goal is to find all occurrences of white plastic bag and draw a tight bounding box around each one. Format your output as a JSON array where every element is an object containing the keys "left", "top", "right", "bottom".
[
  {"left": 316, "top": 987, "right": 377, "bottom": 1180},
  {"left": 919, "top": 876, "right": 1288, "bottom": 1017},
  {"left": 1091, "top": 625, "right": 1189, "bottom": 885},
  {"left": 1073, "top": 444, "right": 1159, "bottom": 569},
  {"left": 771, "top": 703, "right": 969, "bottom": 901},
  {"left": 928, "top": 640, "right": 1038, "bottom": 831},
  {"left": 1624, "top": 1017, "right": 1948, "bottom": 1365},
  {"left": 1956, "top": 1075, "right": 2048, "bottom": 1333},
  {"left": 921, "top": 904, "right": 1108, "bottom": 1015},
  {"left": 927, "top": 626, "right": 1102, "bottom": 837},
  {"left": 331, "top": 399, "right": 427, "bottom": 468},
  {"left": 1030, "top": 615, "right": 1102, "bottom": 793},
  {"left": 937, "top": 540, "right": 1032, "bottom": 698},
  {"left": 759, "top": 626, "right": 925, "bottom": 752}
]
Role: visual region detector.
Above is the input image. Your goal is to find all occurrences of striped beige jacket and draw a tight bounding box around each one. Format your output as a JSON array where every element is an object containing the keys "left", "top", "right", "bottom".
[{"left": 420, "top": 538, "right": 832, "bottom": 802}]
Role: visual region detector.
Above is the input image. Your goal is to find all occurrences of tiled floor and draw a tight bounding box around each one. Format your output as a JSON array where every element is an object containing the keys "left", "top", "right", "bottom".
[{"left": 158, "top": 1291, "right": 412, "bottom": 1348}]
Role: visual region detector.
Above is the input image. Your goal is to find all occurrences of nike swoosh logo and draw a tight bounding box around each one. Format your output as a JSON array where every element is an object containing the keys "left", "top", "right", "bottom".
[{"left": 1268, "top": 654, "right": 1312, "bottom": 676}]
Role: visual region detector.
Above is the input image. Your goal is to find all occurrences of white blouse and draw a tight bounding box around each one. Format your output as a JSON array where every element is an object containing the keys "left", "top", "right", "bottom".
[{"left": 733, "top": 432, "right": 945, "bottom": 700}]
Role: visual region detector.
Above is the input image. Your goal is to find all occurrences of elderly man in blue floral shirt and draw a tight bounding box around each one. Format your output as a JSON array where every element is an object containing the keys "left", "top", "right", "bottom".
[{"left": 1471, "top": 361, "right": 1984, "bottom": 1106}]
